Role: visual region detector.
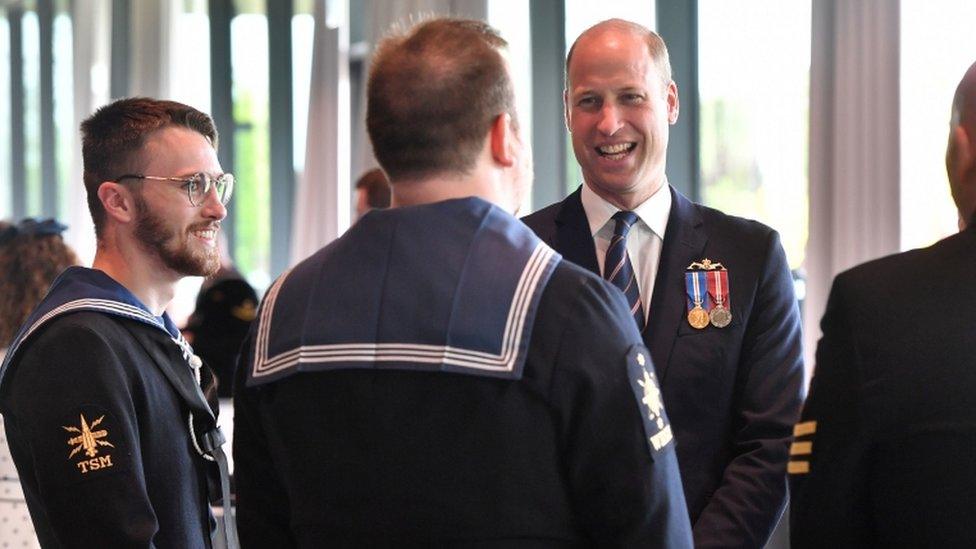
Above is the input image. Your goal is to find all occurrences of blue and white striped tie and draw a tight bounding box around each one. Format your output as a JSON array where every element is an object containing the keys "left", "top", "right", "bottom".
[{"left": 605, "top": 211, "right": 645, "bottom": 332}]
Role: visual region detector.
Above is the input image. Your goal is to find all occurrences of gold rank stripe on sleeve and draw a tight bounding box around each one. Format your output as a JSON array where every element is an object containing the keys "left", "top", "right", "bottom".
[
  {"left": 793, "top": 420, "right": 817, "bottom": 437},
  {"left": 788, "top": 461, "right": 810, "bottom": 474},
  {"left": 790, "top": 441, "right": 812, "bottom": 456}
]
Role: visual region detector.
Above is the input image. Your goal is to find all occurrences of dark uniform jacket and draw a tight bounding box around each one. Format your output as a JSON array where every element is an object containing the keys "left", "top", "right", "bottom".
[
  {"left": 523, "top": 187, "right": 804, "bottom": 548},
  {"left": 790, "top": 223, "right": 976, "bottom": 548},
  {"left": 0, "top": 267, "right": 224, "bottom": 548},
  {"left": 233, "top": 197, "right": 693, "bottom": 548}
]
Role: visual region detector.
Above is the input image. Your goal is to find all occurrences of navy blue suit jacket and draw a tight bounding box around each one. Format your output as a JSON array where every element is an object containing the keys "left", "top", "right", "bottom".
[{"left": 523, "top": 186, "right": 804, "bottom": 548}]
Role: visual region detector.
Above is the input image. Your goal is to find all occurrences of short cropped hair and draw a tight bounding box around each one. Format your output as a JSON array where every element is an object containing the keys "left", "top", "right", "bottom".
[
  {"left": 565, "top": 19, "right": 672, "bottom": 89},
  {"left": 366, "top": 18, "right": 516, "bottom": 182},
  {"left": 355, "top": 168, "right": 392, "bottom": 209},
  {"left": 81, "top": 97, "right": 218, "bottom": 239}
]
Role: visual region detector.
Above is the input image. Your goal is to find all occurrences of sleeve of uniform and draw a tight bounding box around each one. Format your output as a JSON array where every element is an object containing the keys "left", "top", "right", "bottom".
[
  {"left": 232, "top": 328, "right": 296, "bottom": 547},
  {"left": 692, "top": 230, "right": 805, "bottom": 548},
  {"left": 789, "top": 275, "right": 870, "bottom": 548},
  {"left": 2, "top": 322, "right": 160, "bottom": 548},
  {"left": 549, "top": 276, "right": 693, "bottom": 548}
]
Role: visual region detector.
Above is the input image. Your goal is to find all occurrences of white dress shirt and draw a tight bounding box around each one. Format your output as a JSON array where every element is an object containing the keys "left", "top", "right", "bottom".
[{"left": 580, "top": 182, "right": 672, "bottom": 321}]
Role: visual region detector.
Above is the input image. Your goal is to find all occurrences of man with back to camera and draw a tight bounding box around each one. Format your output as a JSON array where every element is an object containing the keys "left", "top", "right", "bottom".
[
  {"left": 0, "top": 98, "right": 239, "bottom": 548},
  {"left": 232, "top": 17, "right": 693, "bottom": 547},
  {"left": 522, "top": 19, "right": 804, "bottom": 548},
  {"left": 788, "top": 61, "right": 976, "bottom": 548}
]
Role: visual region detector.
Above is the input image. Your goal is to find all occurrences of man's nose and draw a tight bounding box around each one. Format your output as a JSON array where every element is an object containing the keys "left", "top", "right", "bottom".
[
  {"left": 200, "top": 185, "right": 228, "bottom": 220},
  {"left": 597, "top": 104, "right": 624, "bottom": 135}
]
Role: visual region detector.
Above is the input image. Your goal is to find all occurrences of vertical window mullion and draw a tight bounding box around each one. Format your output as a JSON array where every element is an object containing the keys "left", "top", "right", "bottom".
[
  {"left": 9, "top": 5, "right": 25, "bottom": 219},
  {"left": 267, "top": 0, "right": 293, "bottom": 274}
]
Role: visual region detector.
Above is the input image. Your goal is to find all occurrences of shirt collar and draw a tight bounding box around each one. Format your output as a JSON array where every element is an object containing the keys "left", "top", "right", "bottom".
[{"left": 580, "top": 181, "right": 672, "bottom": 239}]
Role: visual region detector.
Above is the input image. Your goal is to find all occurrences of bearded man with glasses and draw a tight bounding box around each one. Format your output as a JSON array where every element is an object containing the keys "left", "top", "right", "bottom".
[{"left": 0, "top": 97, "right": 239, "bottom": 548}]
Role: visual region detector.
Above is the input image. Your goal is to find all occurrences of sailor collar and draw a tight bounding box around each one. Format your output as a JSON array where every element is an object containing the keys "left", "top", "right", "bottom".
[
  {"left": 248, "top": 197, "right": 562, "bottom": 386},
  {"left": 0, "top": 266, "right": 190, "bottom": 387}
]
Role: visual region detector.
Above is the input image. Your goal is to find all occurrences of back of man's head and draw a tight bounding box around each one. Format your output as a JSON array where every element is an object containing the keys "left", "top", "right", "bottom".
[
  {"left": 366, "top": 18, "right": 516, "bottom": 183},
  {"left": 81, "top": 97, "right": 218, "bottom": 240},
  {"left": 948, "top": 61, "right": 976, "bottom": 227}
]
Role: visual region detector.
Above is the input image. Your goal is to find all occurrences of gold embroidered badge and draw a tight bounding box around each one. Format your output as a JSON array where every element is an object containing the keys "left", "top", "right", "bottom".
[
  {"left": 64, "top": 414, "right": 116, "bottom": 474},
  {"left": 637, "top": 369, "right": 673, "bottom": 451}
]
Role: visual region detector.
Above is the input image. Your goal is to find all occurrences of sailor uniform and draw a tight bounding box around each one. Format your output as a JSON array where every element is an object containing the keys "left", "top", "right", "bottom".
[
  {"left": 233, "top": 197, "right": 693, "bottom": 547},
  {"left": 0, "top": 267, "right": 238, "bottom": 548}
]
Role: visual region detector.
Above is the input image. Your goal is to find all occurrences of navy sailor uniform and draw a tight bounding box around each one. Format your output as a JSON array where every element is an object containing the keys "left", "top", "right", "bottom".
[
  {"left": 0, "top": 267, "right": 236, "bottom": 548},
  {"left": 233, "top": 197, "right": 693, "bottom": 547}
]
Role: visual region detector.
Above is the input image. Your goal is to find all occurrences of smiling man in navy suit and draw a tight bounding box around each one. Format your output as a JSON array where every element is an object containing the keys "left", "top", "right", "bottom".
[{"left": 523, "top": 19, "right": 804, "bottom": 548}]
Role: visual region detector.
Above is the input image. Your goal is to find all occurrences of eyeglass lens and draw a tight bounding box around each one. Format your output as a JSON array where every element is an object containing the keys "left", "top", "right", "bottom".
[{"left": 190, "top": 173, "right": 234, "bottom": 206}]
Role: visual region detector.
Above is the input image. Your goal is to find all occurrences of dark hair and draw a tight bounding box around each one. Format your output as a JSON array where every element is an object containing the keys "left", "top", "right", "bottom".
[
  {"left": 0, "top": 219, "right": 79, "bottom": 347},
  {"left": 81, "top": 97, "right": 218, "bottom": 239},
  {"left": 366, "top": 18, "right": 516, "bottom": 182},
  {"left": 565, "top": 19, "right": 672, "bottom": 89},
  {"left": 354, "top": 168, "right": 392, "bottom": 209}
]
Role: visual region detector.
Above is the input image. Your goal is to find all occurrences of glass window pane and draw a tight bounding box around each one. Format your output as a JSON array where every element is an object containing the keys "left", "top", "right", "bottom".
[
  {"left": 231, "top": 3, "right": 271, "bottom": 290},
  {"left": 171, "top": 0, "right": 211, "bottom": 114},
  {"left": 292, "top": 8, "right": 313, "bottom": 173},
  {"left": 22, "top": 10, "right": 41, "bottom": 216},
  {"left": 565, "top": 0, "right": 655, "bottom": 44},
  {"left": 53, "top": 5, "right": 73, "bottom": 219},
  {"left": 698, "top": 0, "right": 811, "bottom": 270},
  {"left": 900, "top": 0, "right": 976, "bottom": 249},
  {"left": 489, "top": 1, "right": 532, "bottom": 211}
]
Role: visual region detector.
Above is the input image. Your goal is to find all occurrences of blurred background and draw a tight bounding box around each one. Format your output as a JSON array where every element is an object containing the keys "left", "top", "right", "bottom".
[{"left": 0, "top": 0, "right": 974, "bottom": 369}]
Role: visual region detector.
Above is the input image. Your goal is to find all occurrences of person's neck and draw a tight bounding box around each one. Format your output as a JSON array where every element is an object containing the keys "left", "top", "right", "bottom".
[
  {"left": 92, "top": 243, "right": 178, "bottom": 316},
  {"left": 390, "top": 168, "right": 513, "bottom": 213}
]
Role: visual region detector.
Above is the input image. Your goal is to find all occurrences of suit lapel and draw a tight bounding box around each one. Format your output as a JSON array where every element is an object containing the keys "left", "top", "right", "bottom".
[
  {"left": 645, "top": 188, "right": 707, "bottom": 382},
  {"left": 553, "top": 189, "right": 601, "bottom": 274}
]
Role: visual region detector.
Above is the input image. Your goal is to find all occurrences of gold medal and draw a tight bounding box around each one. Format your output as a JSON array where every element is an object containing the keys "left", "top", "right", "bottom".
[
  {"left": 709, "top": 305, "right": 732, "bottom": 328},
  {"left": 687, "top": 305, "right": 709, "bottom": 329}
]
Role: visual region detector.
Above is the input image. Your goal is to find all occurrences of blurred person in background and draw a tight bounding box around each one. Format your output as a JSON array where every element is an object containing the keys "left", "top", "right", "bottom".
[
  {"left": 354, "top": 167, "right": 392, "bottom": 218},
  {"left": 0, "top": 217, "right": 79, "bottom": 548}
]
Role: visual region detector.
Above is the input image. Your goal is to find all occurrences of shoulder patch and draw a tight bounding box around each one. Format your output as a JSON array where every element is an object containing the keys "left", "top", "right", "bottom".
[
  {"left": 625, "top": 344, "right": 673, "bottom": 459},
  {"left": 60, "top": 406, "right": 128, "bottom": 480}
]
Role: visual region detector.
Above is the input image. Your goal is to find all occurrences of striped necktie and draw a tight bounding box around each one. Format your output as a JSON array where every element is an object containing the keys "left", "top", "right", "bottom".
[{"left": 605, "top": 211, "right": 645, "bottom": 332}]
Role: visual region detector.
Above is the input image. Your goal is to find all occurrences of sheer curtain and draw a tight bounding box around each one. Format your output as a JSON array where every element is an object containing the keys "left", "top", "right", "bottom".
[
  {"left": 66, "top": 0, "right": 112, "bottom": 265},
  {"left": 804, "top": 0, "right": 900, "bottom": 377}
]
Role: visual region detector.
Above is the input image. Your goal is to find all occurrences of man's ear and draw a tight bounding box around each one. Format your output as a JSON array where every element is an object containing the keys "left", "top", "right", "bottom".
[
  {"left": 490, "top": 113, "right": 516, "bottom": 168},
  {"left": 666, "top": 80, "right": 680, "bottom": 125},
  {"left": 947, "top": 124, "right": 974, "bottom": 184},
  {"left": 97, "top": 181, "right": 138, "bottom": 224},
  {"left": 564, "top": 88, "right": 572, "bottom": 132}
]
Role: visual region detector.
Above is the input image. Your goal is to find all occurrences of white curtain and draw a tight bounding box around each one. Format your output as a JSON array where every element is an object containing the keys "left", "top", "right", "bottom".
[
  {"left": 128, "top": 0, "right": 178, "bottom": 99},
  {"left": 66, "top": 0, "right": 112, "bottom": 265},
  {"left": 290, "top": 0, "right": 351, "bottom": 264},
  {"left": 804, "top": 0, "right": 900, "bottom": 377}
]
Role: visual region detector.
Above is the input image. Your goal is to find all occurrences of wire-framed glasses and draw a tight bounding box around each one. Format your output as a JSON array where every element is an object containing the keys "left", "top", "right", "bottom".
[{"left": 114, "top": 172, "right": 235, "bottom": 207}]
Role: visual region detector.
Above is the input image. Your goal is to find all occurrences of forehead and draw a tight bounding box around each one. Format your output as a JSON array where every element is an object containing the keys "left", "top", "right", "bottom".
[
  {"left": 136, "top": 126, "right": 219, "bottom": 175},
  {"left": 568, "top": 28, "right": 660, "bottom": 91}
]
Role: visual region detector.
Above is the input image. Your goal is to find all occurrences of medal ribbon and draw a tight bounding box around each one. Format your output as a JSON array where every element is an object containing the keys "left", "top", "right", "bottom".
[
  {"left": 707, "top": 270, "right": 729, "bottom": 309},
  {"left": 685, "top": 271, "right": 710, "bottom": 310}
]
